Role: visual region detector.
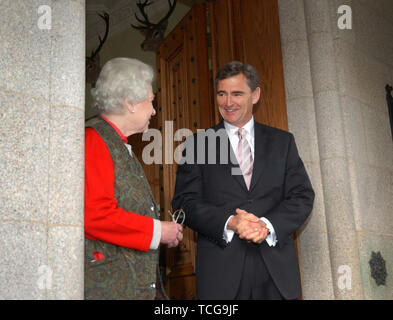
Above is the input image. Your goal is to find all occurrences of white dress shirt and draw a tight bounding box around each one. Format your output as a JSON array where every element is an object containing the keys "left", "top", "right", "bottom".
[{"left": 222, "top": 117, "right": 278, "bottom": 247}]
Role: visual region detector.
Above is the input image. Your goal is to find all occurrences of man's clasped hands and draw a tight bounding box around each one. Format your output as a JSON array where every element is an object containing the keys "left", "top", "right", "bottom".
[
  {"left": 228, "top": 208, "right": 270, "bottom": 244},
  {"left": 161, "top": 208, "right": 269, "bottom": 248}
]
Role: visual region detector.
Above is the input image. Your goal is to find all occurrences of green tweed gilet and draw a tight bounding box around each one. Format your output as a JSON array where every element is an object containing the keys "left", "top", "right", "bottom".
[{"left": 84, "top": 117, "right": 161, "bottom": 300}]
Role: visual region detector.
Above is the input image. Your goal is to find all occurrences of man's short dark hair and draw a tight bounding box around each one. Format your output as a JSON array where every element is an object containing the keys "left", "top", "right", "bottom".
[{"left": 215, "top": 61, "right": 260, "bottom": 92}]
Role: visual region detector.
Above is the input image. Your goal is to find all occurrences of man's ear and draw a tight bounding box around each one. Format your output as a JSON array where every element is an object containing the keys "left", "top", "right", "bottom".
[{"left": 252, "top": 87, "right": 261, "bottom": 105}]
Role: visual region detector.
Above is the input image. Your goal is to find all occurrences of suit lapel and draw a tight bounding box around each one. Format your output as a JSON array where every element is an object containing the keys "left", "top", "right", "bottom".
[{"left": 249, "top": 122, "right": 268, "bottom": 192}]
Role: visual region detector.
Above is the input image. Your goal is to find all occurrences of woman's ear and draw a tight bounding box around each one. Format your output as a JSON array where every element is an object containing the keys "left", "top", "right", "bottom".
[{"left": 124, "top": 97, "right": 135, "bottom": 113}]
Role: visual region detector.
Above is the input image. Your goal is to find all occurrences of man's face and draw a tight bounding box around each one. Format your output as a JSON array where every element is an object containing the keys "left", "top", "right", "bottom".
[{"left": 216, "top": 73, "right": 260, "bottom": 128}]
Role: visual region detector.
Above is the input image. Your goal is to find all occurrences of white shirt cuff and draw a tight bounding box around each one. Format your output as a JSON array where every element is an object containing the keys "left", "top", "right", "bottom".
[
  {"left": 261, "top": 217, "right": 277, "bottom": 247},
  {"left": 149, "top": 219, "right": 161, "bottom": 250},
  {"left": 223, "top": 216, "right": 235, "bottom": 243}
]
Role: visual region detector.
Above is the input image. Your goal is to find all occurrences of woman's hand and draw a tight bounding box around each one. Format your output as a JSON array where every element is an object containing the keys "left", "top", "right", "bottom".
[{"left": 160, "top": 221, "right": 183, "bottom": 248}]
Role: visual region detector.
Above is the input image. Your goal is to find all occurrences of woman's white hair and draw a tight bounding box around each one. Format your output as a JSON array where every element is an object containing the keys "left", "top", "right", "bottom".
[{"left": 91, "top": 57, "right": 154, "bottom": 114}]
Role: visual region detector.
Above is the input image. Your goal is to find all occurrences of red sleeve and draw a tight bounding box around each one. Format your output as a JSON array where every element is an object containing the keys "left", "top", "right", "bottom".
[{"left": 84, "top": 127, "right": 154, "bottom": 252}]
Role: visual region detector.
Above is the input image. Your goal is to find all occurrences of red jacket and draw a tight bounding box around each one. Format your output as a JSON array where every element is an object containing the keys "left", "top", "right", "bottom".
[{"left": 84, "top": 118, "right": 153, "bottom": 252}]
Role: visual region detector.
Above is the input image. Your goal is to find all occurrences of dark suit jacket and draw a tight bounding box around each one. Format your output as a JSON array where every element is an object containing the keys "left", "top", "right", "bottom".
[{"left": 172, "top": 120, "right": 315, "bottom": 299}]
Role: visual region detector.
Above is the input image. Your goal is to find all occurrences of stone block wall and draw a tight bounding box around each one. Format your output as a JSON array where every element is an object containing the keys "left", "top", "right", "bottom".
[{"left": 0, "top": 0, "right": 85, "bottom": 299}]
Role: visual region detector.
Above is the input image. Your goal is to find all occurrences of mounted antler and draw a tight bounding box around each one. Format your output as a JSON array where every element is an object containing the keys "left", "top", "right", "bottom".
[
  {"left": 86, "top": 12, "right": 110, "bottom": 87},
  {"left": 131, "top": 0, "right": 177, "bottom": 52}
]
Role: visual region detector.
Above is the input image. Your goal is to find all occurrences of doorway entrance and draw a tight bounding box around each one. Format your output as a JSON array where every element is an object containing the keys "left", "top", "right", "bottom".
[
  {"left": 154, "top": 0, "right": 291, "bottom": 299},
  {"left": 86, "top": 0, "right": 292, "bottom": 300}
]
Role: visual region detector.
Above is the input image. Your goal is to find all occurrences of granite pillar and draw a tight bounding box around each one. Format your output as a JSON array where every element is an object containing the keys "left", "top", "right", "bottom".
[
  {"left": 0, "top": 0, "right": 85, "bottom": 299},
  {"left": 278, "top": 0, "right": 335, "bottom": 299},
  {"left": 278, "top": 0, "right": 393, "bottom": 299}
]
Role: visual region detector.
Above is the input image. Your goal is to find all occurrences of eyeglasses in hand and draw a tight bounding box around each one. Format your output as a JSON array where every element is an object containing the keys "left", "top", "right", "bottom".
[{"left": 168, "top": 208, "right": 185, "bottom": 225}]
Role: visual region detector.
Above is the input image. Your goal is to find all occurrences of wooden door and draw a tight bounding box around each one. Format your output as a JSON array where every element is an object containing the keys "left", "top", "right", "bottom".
[
  {"left": 209, "top": 0, "right": 288, "bottom": 130},
  {"left": 156, "top": 4, "right": 213, "bottom": 300}
]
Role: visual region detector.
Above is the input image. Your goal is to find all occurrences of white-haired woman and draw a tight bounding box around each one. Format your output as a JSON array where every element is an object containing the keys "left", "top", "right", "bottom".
[{"left": 84, "top": 58, "right": 182, "bottom": 300}]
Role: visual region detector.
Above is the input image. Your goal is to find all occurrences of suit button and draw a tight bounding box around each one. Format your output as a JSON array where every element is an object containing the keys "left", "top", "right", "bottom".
[{"left": 248, "top": 199, "right": 253, "bottom": 203}]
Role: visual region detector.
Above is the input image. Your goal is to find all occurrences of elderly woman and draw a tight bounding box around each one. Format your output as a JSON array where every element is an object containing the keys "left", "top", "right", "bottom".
[{"left": 84, "top": 57, "right": 182, "bottom": 300}]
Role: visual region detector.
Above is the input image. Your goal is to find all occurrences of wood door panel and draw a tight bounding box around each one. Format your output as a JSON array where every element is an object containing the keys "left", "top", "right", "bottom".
[
  {"left": 210, "top": 0, "right": 288, "bottom": 131},
  {"left": 156, "top": 4, "right": 211, "bottom": 300}
]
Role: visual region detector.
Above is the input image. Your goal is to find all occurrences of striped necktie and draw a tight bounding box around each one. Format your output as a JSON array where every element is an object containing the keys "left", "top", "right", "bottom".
[{"left": 236, "top": 128, "right": 253, "bottom": 189}]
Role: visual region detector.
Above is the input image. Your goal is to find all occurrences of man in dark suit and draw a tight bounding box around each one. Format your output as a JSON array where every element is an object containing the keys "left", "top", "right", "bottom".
[{"left": 172, "top": 61, "right": 314, "bottom": 300}]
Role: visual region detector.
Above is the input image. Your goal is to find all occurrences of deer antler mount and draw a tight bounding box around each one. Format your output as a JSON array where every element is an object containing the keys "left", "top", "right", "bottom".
[
  {"left": 131, "top": 0, "right": 177, "bottom": 52},
  {"left": 86, "top": 12, "right": 110, "bottom": 87}
]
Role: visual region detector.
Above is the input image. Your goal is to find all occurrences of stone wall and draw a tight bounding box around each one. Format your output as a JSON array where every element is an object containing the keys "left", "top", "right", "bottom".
[
  {"left": 0, "top": 0, "right": 85, "bottom": 299},
  {"left": 278, "top": 0, "right": 393, "bottom": 299}
]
